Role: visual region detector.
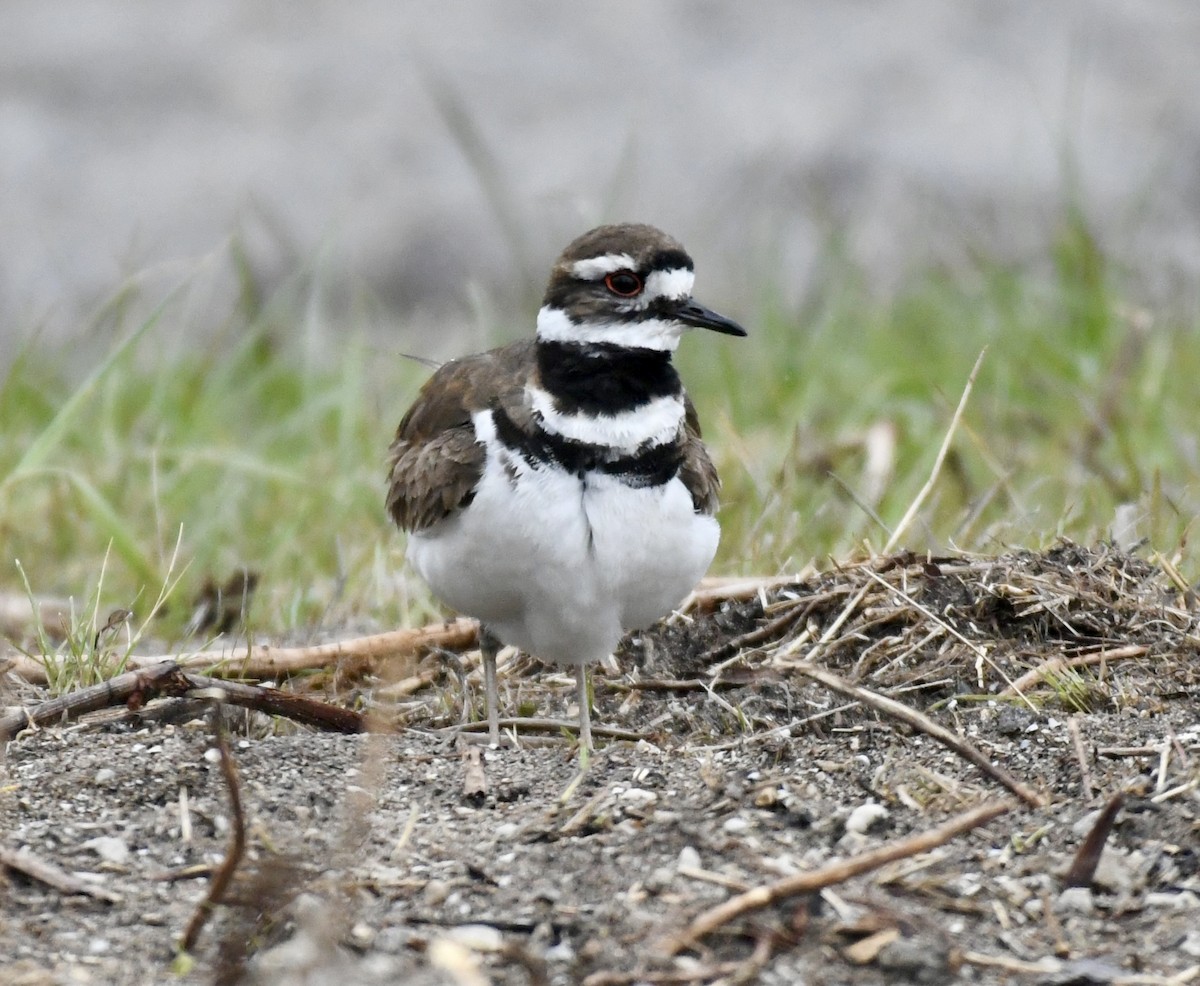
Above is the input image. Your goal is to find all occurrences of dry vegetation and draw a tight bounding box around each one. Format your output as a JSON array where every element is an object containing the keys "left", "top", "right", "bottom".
[{"left": 3, "top": 542, "right": 1198, "bottom": 984}]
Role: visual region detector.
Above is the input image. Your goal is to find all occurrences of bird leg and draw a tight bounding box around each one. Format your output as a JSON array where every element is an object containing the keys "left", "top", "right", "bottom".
[
  {"left": 479, "top": 626, "right": 501, "bottom": 746},
  {"left": 576, "top": 664, "right": 593, "bottom": 753}
]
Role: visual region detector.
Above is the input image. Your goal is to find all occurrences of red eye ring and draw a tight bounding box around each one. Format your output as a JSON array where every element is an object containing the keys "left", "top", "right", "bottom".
[{"left": 604, "top": 270, "right": 643, "bottom": 297}]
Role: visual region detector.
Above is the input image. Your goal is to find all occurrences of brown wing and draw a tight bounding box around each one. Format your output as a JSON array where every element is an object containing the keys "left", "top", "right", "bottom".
[
  {"left": 678, "top": 394, "right": 721, "bottom": 516},
  {"left": 385, "top": 340, "right": 534, "bottom": 533}
]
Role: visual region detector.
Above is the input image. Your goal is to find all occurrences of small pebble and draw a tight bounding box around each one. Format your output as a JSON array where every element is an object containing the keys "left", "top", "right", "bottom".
[
  {"left": 493, "top": 822, "right": 519, "bottom": 840},
  {"left": 948, "top": 872, "right": 983, "bottom": 898},
  {"left": 844, "top": 802, "right": 889, "bottom": 835},
  {"left": 1092, "top": 851, "right": 1143, "bottom": 895},
  {"left": 544, "top": 939, "right": 575, "bottom": 963},
  {"left": 722, "top": 816, "right": 750, "bottom": 835},
  {"left": 994, "top": 875, "right": 1032, "bottom": 905},
  {"left": 445, "top": 924, "right": 504, "bottom": 951},
  {"left": 618, "top": 787, "right": 657, "bottom": 807},
  {"left": 1054, "top": 887, "right": 1095, "bottom": 915},
  {"left": 646, "top": 866, "right": 675, "bottom": 892},
  {"left": 83, "top": 836, "right": 129, "bottom": 865},
  {"left": 531, "top": 882, "right": 560, "bottom": 904},
  {"left": 1145, "top": 890, "right": 1200, "bottom": 910},
  {"left": 423, "top": 880, "right": 451, "bottom": 906},
  {"left": 349, "top": 922, "right": 375, "bottom": 947},
  {"left": 677, "top": 846, "right": 701, "bottom": 871},
  {"left": 374, "top": 926, "right": 411, "bottom": 953},
  {"left": 93, "top": 768, "right": 116, "bottom": 784}
]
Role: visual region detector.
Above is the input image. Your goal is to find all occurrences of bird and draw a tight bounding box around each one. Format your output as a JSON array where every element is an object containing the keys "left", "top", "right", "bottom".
[{"left": 386, "top": 223, "right": 746, "bottom": 751}]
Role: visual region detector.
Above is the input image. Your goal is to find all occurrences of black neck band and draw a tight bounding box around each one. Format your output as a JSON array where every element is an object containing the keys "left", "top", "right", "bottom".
[{"left": 535, "top": 341, "right": 680, "bottom": 416}]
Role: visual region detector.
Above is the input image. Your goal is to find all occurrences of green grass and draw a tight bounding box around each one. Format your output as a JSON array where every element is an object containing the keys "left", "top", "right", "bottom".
[
  {"left": 682, "top": 212, "right": 1199, "bottom": 574},
  {"left": 1, "top": 211, "right": 1197, "bottom": 649}
]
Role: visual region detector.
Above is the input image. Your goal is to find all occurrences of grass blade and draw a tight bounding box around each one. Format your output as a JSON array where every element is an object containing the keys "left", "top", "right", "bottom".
[{"left": 1, "top": 299, "right": 169, "bottom": 487}]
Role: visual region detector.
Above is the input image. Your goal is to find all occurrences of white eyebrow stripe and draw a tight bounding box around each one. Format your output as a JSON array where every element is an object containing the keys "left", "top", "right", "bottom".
[
  {"left": 570, "top": 254, "right": 637, "bottom": 279},
  {"left": 644, "top": 267, "right": 694, "bottom": 301}
]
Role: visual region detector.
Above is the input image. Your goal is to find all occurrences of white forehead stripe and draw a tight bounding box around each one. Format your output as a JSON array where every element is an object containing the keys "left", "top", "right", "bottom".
[
  {"left": 645, "top": 267, "right": 694, "bottom": 301},
  {"left": 536, "top": 306, "right": 684, "bottom": 351},
  {"left": 571, "top": 254, "right": 636, "bottom": 279},
  {"left": 528, "top": 387, "right": 685, "bottom": 453}
]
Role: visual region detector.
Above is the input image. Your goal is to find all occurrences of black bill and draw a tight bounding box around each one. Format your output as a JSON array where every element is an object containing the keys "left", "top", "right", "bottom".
[{"left": 675, "top": 300, "right": 748, "bottom": 337}]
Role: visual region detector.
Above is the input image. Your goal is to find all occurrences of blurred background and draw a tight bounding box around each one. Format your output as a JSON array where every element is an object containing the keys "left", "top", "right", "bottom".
[
  {"left": 2, "top": 1, "right": 1199, "bottom": 638},
  {"left": 3, "top": 1, "right": 1198, "bottom": 355}
]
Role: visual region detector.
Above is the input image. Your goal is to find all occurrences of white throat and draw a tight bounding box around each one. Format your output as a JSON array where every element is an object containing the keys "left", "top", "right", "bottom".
[{"left": 536, "top": 306, "right": 684, "bottom": 351}]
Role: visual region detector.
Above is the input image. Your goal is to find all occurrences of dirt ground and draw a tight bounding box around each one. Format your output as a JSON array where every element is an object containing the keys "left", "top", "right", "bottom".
[{"left": 2, "top": 542, "right": 1199, "bottom": 985}]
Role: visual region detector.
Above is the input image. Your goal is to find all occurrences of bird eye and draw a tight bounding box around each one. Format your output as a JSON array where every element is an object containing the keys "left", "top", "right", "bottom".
[{"left": 604, "top": 271, "right": 643, "bottom": 297}]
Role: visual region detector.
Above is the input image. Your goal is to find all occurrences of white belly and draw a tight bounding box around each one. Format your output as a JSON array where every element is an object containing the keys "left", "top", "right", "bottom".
[{"left": 407, "top": 446, "right": 719, "bottom": 667}]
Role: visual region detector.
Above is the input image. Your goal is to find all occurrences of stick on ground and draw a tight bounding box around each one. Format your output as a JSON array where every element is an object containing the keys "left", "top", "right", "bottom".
[
  {"left": 0, "top": 660, "right": 189, "bottom": 739},
  {"left": 178, "top": 712, "right": 246, "bottom": 955},
  {"left": 1000, "top": 645, "right": 1149, "bottom": 697},
  {"left": 4, "top": 617, "right": 478, "bottom": 685},
  {"left": 1063, "top": 793, "right": 1124, "bottom": 889},
  {"left": 787, "top": 659, "right": 1046, "bottom": 807},
  {"left": 662, "top": 798, "right": 1013, "bottom": 956},
  {"left": 0, "top": 845, "right": 122, "bottom": 904},
  {"left": 1, "top": 662, "right": 366, "bottom": 736},
  {"left": 179, "top": 673, "right": 366, "bottom": 733},
  {"left": 883, "top": 348, "right": 986, "bottom": 553}
]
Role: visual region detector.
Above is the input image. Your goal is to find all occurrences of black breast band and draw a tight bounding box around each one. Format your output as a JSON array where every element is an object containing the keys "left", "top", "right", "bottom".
[{"left": 491, "top": 406, "right": 682, "bottom": 490}]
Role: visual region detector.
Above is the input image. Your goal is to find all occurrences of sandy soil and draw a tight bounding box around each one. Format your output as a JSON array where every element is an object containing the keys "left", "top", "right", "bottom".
[{"left": 2, "top": 544, "right": 1199, "bottom": 984}]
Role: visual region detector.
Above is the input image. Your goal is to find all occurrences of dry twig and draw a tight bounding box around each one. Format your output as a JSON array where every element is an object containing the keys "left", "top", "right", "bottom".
[
  {"left": 178, "top": 673, "right": 365, "bottom": 733},
  {"left": 701, "top": 596, "right": 809, "bottom": 663},
  {"left": 0, "top": 661, "right": 189, "bottom": 739},
  {"left": 883, "top": 348, "right": 986, "bottom": 553},
  {"left": 179, "top": 711, "right": 246, "bottom": 955},
  {"left": 1001, "top": 645, "right": 1149, "bottom": 697},
  {"left": 787, "top": 660, "right": 1045, "bottom": 807},
  {"left": 663, "top": 798, "right": 1013, "bottom": 956},
  {"left": 1063, "top": 793, "right": 1124, "bottom": 889},
  {"left": 0, "top": 845, "right": 122, "bottom": 903},
  {"left": 0, "top": 662, "right": 365, "bottom": 737},
  {"left": 1068, "top": 715, "right": 1095, "bottom": 800},
  {"left": 684, "top": 575, "right": 809, "bottom": 612},
  {"left": 962, "top": 952, "right": 1200, "bottom": 985},
  {"left": 582, "top": 961, "right": 753, "bottom": 985},
  {"left": 4, "top": 617, "right": 478, "bottom": 685}
]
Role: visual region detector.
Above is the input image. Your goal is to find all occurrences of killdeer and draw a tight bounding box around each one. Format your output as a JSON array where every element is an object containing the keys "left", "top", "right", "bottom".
[{"left": 386, "top": 223, "right": 745, "bottom": 750}]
